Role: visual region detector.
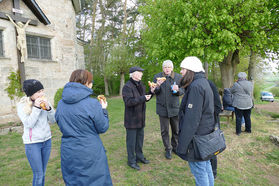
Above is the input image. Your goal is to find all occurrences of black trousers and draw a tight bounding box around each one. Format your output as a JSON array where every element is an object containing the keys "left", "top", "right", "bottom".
[
  {"left": 235, "top": 108, "right": 252, "bottom": 134},
  {"left": 159, "top": 116, "right": 179, "bottom": 151},
  {"left": 126, "top": 128, "right": 145, "bottom": 165},
  {"left": 210, "top": 155, "right": 217, "bottom": 177}
]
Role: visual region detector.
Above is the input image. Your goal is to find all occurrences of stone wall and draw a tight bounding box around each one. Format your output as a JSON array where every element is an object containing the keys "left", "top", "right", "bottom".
[{"left": 0, "top": 0, "right": 84, "bottom": 115}]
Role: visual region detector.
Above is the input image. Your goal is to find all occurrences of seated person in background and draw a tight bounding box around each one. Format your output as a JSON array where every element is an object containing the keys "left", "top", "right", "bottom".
[{"left": 223, "top": 88, "right": 245, "bottom": 125}]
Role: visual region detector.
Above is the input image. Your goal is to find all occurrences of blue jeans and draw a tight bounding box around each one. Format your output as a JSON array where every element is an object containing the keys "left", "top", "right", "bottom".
[
  {"left": 188, "top": 160, "right": 214, "bottom": 186},
  {"left": 25, "top": 139, "right": 51, "bottom": 186}
]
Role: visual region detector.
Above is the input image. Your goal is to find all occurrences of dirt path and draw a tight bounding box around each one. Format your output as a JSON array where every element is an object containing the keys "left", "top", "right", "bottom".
[{"left": 255, "top": 101, "right": 279, "bottom": 113}]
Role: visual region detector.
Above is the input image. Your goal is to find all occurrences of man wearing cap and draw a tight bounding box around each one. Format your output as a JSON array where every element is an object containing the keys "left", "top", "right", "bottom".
[
  {"left": 122, "top": 66, "right": 152, "bottom": 170},
  {"left": 230, "top": 72, "right": 253, "bottom": 135},
  {"left": 152, "top": 60, "right": 184, "bottom": 159}
]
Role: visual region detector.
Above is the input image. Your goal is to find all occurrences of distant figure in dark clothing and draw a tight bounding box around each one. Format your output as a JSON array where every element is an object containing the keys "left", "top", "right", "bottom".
[
  {"left": 223, "top": 88, "right": 245, "bottom": 125},
  {"left": 208, "top": 80, "right": 222, "bottom": 179}
]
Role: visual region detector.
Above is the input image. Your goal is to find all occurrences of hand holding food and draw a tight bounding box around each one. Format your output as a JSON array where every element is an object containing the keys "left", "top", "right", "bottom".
[
  {"left": 97, "top": 95, "right": 108, "bottom": 109},
  {"left": 148, "top": 81, "right": 157, "bottom": 88},
  {"left": 97, "top": 95, "right": 106, "bottom": 102},
  {"left": 40, "top": 96, "right": 49, "bottom": 110},
  {"left": 156, "top": 77, "right": 166, "bottom": 86}
]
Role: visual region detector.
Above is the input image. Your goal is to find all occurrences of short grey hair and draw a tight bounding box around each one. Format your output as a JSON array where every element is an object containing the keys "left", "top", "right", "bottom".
[
  {"left": 162, "top": 60, "right": 173, "bottom": 68},
  {"left": 238, "top": 72, "right": 247, "bottom": 80}
]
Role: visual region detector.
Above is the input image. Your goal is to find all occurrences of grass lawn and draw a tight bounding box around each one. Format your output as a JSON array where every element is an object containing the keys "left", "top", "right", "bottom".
[{"left": 1, "top": 97, "right": 279, "bottom": 185}]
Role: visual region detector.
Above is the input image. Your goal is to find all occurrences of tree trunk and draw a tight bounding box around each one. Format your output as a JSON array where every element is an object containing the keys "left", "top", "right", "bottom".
[
  {"left": 88, "top": 0, "right": 98, "bottom": 72},
  {"left": 90, "top": 0, "right": 98, "bottom": 46},
  {"left": 204, "top": 62, "right": 208, "bottom": 78},
  {"left": 104, "top": 75, "right": 109, "bottom": 96},
  {"left": 98, "top": 0, "right": 110, "bottom": 96},
  {"left": 248, "top": 49, "right": 256, "bottom": 98},
  {"left": 118, "top": 0, "right": 128, "bottom": 96},
  {"left": 219, "top": 50, "right": 239, "bottom": 88},
  {"left": 212, "top": 62, "right": 216, "bottom": 82},
  {"left": 248, "top": 49, "right": 256, "bottom": 82},
  {"left": 122, "top": 0, "right": 128, "bottom": 42},
  {"left": 119, "top": 72, "right": 125, "bottom": 96}
]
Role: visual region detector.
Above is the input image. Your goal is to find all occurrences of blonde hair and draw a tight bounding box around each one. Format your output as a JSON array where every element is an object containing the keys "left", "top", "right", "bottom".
[{"left": 18, "top": 96, "right": 33, "bottom": 115}]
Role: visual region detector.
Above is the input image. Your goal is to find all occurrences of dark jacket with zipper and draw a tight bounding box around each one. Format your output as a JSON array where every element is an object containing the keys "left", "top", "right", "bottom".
[
  {"left": 177, "top": 72, "right": 215, "bottom": 162},
  {"left": 122, "top": 78, "right": 150, "bottom": 129},
  {"left": 153, "top": 71, "right": 184, "bottom": 118}
]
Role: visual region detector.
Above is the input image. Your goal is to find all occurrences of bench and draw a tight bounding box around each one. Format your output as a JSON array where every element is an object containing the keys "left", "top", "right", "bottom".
[{"left": 219, "top": 110, "right": 234, "bottom": 124}]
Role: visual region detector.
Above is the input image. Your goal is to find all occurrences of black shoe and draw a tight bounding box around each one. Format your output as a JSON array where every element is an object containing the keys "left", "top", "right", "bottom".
[
  {"left": 236, "top": 133, "right": 241, "bottom": 136},
  {"left": 128, "top": 163, "right": 140, "bottom": 170},
  {"left": 214, "top": 174, "right": 217, "bottom": 179},
  {"left": 137, "top": 158, "right": 150, "bottom": 164},
  {"left": 165, "top": 150, "right": 172, "bottom": 159},
  {"left": 244, "top": 130, "right": 251, "bottom": 133}
]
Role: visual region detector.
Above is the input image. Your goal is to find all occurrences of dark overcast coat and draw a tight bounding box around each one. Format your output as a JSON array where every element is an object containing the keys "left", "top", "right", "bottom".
[
  {"left": 177, "top": 72, "right": 215, "bottom": 162},
  {"left": 122, "top": 78, "right": 149, "bottom": 129}
]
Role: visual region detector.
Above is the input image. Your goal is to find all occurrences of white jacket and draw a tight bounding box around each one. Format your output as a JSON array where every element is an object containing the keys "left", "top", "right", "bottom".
[{"left": 17, "top": 97, "right": 56, "bottom": 144}]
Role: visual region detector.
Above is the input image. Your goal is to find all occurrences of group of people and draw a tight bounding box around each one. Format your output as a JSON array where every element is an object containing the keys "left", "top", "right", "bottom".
[
  {"left": 16, "top": 56, "right": 253, "bottom": 186},
  {"left": 17, "top": 70, "right": 112, "bottom": 186}
]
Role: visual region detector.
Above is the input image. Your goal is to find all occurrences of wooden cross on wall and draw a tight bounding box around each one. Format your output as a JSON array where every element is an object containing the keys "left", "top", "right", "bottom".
[{"left": 0, "top": 0, "right": 38, "bottom": 88}]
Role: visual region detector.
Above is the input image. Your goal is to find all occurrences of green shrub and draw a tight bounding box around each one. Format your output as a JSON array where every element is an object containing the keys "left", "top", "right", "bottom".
[
  {"left": 4, "top": 71, "right": 24, "bottom": 100},
  {"left": 270, "top": 87, "right": 279, "bottom": 97},
  {"left": 54, "top": 88, "right": 63, "bottom": 108},
  {"left": 92, "top": 75, "right": 105, "bottom": 96}
]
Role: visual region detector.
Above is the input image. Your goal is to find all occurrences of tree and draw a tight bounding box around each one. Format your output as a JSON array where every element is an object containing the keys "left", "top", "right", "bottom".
[{"left": 140, "top": 0, "right": 279, "bottom": 88}]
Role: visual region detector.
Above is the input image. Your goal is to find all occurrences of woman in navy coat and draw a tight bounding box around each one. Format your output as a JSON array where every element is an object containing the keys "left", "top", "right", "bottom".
[{"left": 55, "top": 69, "right": 112, "bottom": 186}]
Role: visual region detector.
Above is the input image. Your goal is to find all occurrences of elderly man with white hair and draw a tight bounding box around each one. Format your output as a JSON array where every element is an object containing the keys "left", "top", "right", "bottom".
[{"left": 151, "top": 60, "right": 184, "bottom": 159}]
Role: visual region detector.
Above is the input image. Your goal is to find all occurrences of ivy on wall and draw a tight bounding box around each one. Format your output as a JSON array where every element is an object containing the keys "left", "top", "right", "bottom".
[{"left": 4, "top": 71, "right": 24, "bottom": 100}]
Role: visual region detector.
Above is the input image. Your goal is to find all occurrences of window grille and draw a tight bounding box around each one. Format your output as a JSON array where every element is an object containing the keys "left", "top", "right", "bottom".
[{"left": 27, "top": 35, "right": 51, "bottom": 60}]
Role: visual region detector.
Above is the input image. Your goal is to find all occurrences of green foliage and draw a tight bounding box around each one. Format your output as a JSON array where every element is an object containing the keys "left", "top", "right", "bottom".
[
  {"left": 4, "top": 71, "right": 24, "bottom": 100},
  {"left": 92, "top": 75, "right": 105, "bottom": 96},
  {"left": 140, "top": 0, "right": 279, "bottom": 70},
  {"left": 253, "top": 82, "right": 261, "bottom": 100},
  {"left": 106, "top": 43, "right": 135, "bottom": 76},
  {"left": 270, "top": 87, "right": 279, "bottom": 97},
  {"left": 54, "top": 88, "right": 63, "bottom": 108}
]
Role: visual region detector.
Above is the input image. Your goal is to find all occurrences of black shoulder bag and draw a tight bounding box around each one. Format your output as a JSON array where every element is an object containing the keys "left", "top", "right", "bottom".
[{"left": 193, "top": 124, "right": 226, "bottom": 160}]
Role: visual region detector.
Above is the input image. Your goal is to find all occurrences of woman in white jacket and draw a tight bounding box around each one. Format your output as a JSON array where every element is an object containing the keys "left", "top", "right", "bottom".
[{"left": 17, "top": 79, "right": 55, "bottom": 186}]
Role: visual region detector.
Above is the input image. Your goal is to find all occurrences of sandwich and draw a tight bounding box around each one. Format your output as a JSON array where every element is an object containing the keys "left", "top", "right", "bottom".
[
  {"left": 156, "top": 77, "right": 166, "bottom": 82},
  {"left": 40, "top": 96, "right": 47, "bottom": 110},
  {"left": 97, "top": 95, "right": 106, "bottom": 102}
]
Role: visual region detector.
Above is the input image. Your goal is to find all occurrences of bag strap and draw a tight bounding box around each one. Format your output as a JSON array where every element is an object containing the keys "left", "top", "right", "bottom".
[{"left": 237, "top": 82, "right": 250, "bottom": 96}]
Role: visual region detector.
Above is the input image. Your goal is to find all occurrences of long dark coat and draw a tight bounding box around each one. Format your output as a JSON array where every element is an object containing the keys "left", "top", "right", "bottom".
[
  {"left": 122, "top": 78, "right": 149, "bottom": 129},
  {"left": 55, "top": 82, "right": 112, "bottom": 186},
  {"left": 177, "top": 72, "right": 215, "bottom": 162}
]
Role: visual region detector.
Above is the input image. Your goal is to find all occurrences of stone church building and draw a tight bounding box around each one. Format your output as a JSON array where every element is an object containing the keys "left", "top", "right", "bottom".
[{"left": 0, "top": 0, "right": 85, "bottom": 121}]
